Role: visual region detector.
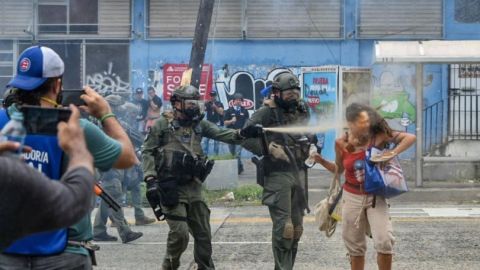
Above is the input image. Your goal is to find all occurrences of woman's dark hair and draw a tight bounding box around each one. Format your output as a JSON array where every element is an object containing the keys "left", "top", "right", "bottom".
[
  {"left": 4, "top": 77, "right": 59, "bottom": 106},
  {"left": 346, "top": 102, "right": 393, "bottom": 137}
]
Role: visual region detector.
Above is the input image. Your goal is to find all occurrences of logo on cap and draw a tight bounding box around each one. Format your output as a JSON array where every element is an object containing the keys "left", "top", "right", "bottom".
[{"left": 19, "top": 58, "right": 31, "bottom": 72}]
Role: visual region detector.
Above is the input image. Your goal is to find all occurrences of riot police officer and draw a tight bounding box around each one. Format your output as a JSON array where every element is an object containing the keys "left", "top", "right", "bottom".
[
  {"left": 241, "top": 71, "right": 316, "bottom": 270},
  {"left": 141, "top": 85, "right": 246, "bottom": 270}
]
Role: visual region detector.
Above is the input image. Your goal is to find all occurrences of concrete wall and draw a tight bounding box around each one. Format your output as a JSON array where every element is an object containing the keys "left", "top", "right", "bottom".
[{"left": 445, "top": 141, "right": 480, "bottom": 157}]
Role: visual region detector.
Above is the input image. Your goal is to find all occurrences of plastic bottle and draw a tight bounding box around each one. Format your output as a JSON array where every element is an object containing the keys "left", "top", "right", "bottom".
[
  {"left": 304, "top": 144, "right": 317, "bottom": 167},
  {"left": 353, "top": 159, "right": 364, "bottom": 183},
  {"left": 0, "top": 112, "right": 26, "bottom": 157}
]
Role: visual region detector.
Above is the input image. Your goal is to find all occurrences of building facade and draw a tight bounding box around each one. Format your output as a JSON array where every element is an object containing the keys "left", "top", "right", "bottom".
[{"left": 1, "top": 0, "right": 479, "bottom": 164}]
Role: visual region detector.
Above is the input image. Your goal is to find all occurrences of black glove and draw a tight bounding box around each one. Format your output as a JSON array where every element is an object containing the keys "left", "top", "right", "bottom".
[
  {"left": 307, "top": 134, "right": 318, "bottom": 145},
  {"left": 240, "top": 124, "right": 263, "bottom": 138},
  {"left": 145, "top": 177, "right": 164, "bottom": 220}
]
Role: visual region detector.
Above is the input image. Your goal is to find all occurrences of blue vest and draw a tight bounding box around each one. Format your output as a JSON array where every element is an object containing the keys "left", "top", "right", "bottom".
[{"left": 0, "top": 109, "right": 67, "bottom": 255}]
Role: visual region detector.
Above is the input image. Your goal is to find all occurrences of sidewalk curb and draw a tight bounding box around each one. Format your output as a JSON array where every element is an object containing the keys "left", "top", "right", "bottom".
[{"left": 309, "top": 187, "right": 480, "bottom": 203}]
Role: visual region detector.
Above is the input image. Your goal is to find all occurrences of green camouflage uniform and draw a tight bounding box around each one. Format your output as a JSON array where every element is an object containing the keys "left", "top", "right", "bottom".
[
  {"left": 142, "top": 114, "right": 243, "bottom": 270},
  {"left": 242, "top": 100, "right": 311, "bottom": 270}
]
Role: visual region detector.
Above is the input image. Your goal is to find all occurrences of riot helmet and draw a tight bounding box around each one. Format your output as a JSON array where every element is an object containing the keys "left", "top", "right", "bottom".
[
  {"left": 171, "top": 85, "right": 204, "bottom": 122},
  {"left": 272, "top": 72, "right": 301, "bottom": 111},
  {"left": 104, "top": 94, "right": 125, "bottom": 115}
]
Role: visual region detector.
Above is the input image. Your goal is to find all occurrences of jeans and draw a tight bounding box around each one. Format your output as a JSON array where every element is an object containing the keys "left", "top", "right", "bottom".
[
  {"left": 202, "top": 137, "right": 220, "bottom": 156},
  {"left": 93, "top": 176, "right": 132, "bottom": 240},
  {"left": 228, "top": 144, "right": 243, "bottom": 172},
  {"left": 124, "top": 166, "right": 146, "bottom": 220}
]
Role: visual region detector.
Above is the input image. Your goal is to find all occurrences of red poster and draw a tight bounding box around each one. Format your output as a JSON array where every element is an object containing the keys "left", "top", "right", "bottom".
[{"left": 163, "top": 63, "right": 213, "bottom": 101}]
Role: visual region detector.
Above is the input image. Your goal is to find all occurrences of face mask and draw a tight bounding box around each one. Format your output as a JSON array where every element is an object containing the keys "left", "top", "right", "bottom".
[
  {"left": 275, "top": 95, "right": 298, "bottom": 112},
  {"left": 184, "top": 107, "right": 200, "bottom": 120}
]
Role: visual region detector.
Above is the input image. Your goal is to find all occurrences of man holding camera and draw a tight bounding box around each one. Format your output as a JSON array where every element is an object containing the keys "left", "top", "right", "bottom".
[
  {"left": 0, "top": 45, "right": 138, "bottom": 269},
  {"left": 202, "top": 90, "right": 224, "bottom": 155},
  {"left": 132, "top": 87, "right": 149, "bottom": 133},
  {"left": 0, "top": 105, "right": 95, "bottom": 251},
  {"left": 224, "top": 93, "right": 250, "bottom": 174},
  {"left": 142, "top": 85, "right": 256, "bottom": 270}
]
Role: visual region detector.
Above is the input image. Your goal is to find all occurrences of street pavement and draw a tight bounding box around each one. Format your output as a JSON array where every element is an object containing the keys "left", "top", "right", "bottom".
[
  {"left": 92, "top": 205, "right": 480, "bottom": 270},
  {"left": 92, "top": 159, "right": 480, "bottom": 269}
]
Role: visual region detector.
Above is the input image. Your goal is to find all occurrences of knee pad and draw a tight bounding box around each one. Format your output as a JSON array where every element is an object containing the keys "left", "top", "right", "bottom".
[
  {"left": 293, "top": 225, "right": 303, "bottom": 240},
  {"left": 282, "top": 221, "right": 294, "bottom": 239}
]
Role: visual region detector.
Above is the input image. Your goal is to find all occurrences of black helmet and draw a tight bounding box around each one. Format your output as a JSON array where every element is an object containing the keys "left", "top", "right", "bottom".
[{"left": 272, "top": 72, "right": 300, "bottom": 92}]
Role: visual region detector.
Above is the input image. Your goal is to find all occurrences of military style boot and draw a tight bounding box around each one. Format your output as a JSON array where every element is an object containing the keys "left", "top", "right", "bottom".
[
  {"left": 135, "top": 216, "right": 156, "bottom": 225},
  {"left": 162, "top": 256, "right": 180, "bottom": 270}
]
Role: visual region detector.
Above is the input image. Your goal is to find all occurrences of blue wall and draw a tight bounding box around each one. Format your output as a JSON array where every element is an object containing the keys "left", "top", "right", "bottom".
[
  {"left": 130, "top": 0, "right": 479, "bottom": 159},
  {"left": 444, "top": 0, "right": 480, "bottom": 40}
]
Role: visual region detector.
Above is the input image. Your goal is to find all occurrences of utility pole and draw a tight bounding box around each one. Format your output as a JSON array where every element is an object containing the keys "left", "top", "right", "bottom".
[{"left": 188, "top": 0, "right": 215, "bottom": 89}]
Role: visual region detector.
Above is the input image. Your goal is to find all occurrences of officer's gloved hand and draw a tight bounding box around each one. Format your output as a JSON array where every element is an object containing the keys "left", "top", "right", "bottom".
[
  {"left": 145, "top": 177, "right": 159, "bottom": 202},
  {"left": 240, "top": 124, "right": 263, "bottom": 138},
  {"left": 145, "top": 177, "right": 163, "bottom": 220}
]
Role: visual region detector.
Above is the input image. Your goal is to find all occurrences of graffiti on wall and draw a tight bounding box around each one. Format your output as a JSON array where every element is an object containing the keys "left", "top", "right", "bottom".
[
  {"left": 371, "top": 65, "right": 418, "bottom": 131},
  {"left": 372, "top": 64, "right": 440, "bottom": 132},
  {"left": 214, "top": 65, "right": 294, "bottom": 110},
  {"left": 85, "top": 44, "right": 130, "bottom": 96},
  {"left": 86, "top": 62, "right": 131, "bottom": 96},
  {"left": 133, "top": 64, "right": 300, "bottom": 111}
]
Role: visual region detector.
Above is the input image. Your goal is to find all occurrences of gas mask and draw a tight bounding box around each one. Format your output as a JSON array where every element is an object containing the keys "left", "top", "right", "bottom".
[
  {"left": 275, "top": 88, "right": 300, "bottom": 112},
  {"left": 176, "top": 99, "right": 205, "bottom": 125}
]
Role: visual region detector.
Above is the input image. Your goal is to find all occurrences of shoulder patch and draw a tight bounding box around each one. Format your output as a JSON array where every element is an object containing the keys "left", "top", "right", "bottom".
[{"left": 162, "top": 111, "right": 174, "bottom": 121}]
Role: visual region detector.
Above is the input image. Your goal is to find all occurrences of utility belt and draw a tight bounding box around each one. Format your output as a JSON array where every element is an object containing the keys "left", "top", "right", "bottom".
[
  {"left": 251, "top": 156, "right": 297, "bottom": 187},
  {"left": 290, "top": 143, "right": 310, "bottom": 164},
  {"left": 155, "top": 149, "right": 215, "bottom": 185},
  {"left": 155, "top": 150, "right": 214, "bottom": 207},
  {"left": 169, "top": 151, "right": 214, "bottom": 185},
  {"left": 67, "top": 240, "right": 99, "bottom": 266}
]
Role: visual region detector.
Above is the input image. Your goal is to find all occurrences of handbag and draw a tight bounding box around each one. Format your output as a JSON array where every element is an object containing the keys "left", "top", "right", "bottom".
[
  {"left": 314, "top": 172, "right": 343, "bottom": 237},
  {"left": 364, "top": 147, "right": 408, "bottom": 198}
]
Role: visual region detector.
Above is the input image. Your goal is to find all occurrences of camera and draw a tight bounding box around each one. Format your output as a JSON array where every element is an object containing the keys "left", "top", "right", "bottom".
[
  {"left": 20, "top": 105, "right": 72, "bottom": 135},
  {"left": 205, "top": 100, "right": 213, "bottom": 110}
]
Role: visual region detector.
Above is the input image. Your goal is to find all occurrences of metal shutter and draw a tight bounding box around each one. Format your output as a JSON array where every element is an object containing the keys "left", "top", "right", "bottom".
[
  {"left": 148, "top": 0, "right": 242, "bottom": 38},
  {"left": 358, "top": 0, "right": 443, "bottom": 39},
  {"left": 99, "top": 0, "right": 131, "bottom": 37},
  {"left": 246, "top": 0, "right": 343, "bottom": 39},
  {"left": 0, "top": 0, "right": 34, "bottom": 38}
]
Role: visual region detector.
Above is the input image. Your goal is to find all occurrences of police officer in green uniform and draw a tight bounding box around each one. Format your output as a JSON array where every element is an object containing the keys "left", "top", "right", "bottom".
[
  {"left": 142, "top": 85, "right": 250, "bottom": 270},
  {"left": 241, "top": 71, "right": 316, "bottom": 270}
]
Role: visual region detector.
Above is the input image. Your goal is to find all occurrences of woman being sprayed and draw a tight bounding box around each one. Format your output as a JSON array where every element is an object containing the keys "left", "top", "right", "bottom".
[{"left": 313, "top": 102, "right": 415, "bottom": 270}]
